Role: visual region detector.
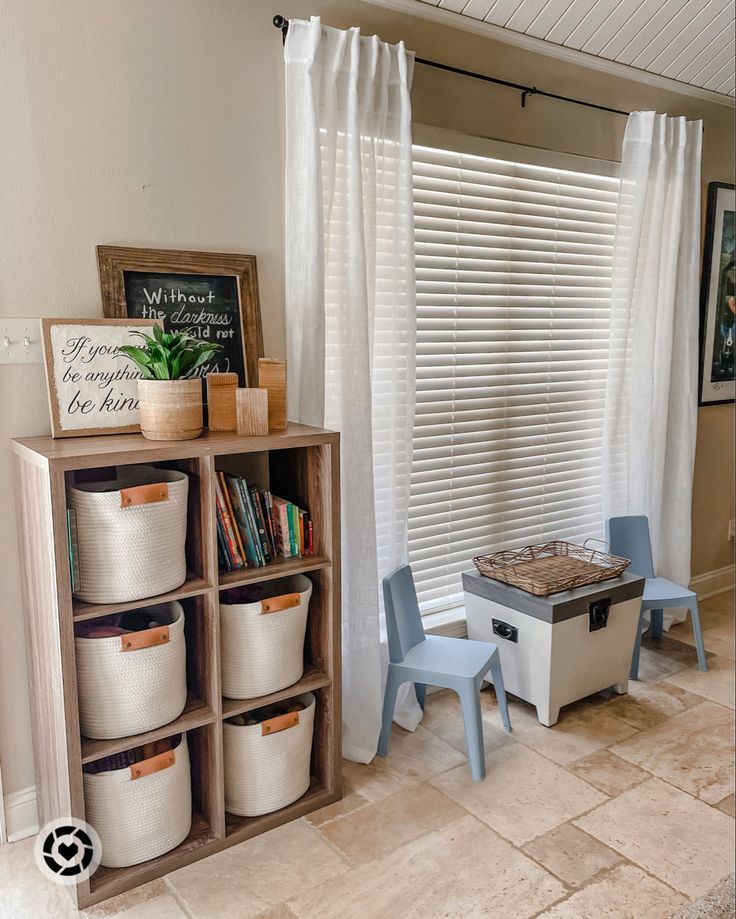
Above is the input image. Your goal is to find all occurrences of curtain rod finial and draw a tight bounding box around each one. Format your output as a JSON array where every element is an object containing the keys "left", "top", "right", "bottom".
[{"left": 273, "top": 14, "right": 289, "bottom": 43}]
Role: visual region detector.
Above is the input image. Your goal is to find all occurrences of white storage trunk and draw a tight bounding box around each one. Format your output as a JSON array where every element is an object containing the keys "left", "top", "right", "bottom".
[
  {"left": 75, "top": 601, "right": 187, "bottom": 739},
  {"left": 68, "top": 465, "right": 189, "bottom": 604},
  {"left": 223, "top": 692, "right": 315, "bottom": 817},
  {"left": 220, "top": 575, "right": 312, "bottom": 699},
  {"left": 463, "top": 570, "right": 644, "bottom": 726},
  {"left": 83, "top": 735, "right": 192, "bottom": 868}
]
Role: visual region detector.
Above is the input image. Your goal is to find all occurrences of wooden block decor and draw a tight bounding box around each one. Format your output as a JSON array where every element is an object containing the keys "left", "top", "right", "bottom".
[
  {"left": 236, "top": 388, "right": 269, "bottom": 436},
  {"left": 11, "top": 424, "right": 341, "bottom": 909},
  {"left": 258, "top": 359, "right": 287, "bottom": 432},
  {"left": 206, "top": 373, "right": 238, "bottom": 432}
]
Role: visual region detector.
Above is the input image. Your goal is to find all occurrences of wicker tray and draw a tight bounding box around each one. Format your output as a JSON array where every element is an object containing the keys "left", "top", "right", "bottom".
[{"left": 473, "top": 540, "right": 630, "bottom": 597}]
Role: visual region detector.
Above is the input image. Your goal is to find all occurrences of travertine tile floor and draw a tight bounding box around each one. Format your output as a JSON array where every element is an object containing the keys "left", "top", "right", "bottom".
[{"left": 2, "top": 591, "right": 733, "bottom": 919}]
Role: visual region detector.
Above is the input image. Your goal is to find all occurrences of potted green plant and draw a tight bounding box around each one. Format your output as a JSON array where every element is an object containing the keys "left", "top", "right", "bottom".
[{"left": 118, "top": 326, "right": 221, "bottom": 441}]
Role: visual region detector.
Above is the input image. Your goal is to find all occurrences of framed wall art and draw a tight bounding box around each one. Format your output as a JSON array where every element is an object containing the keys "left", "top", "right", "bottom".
[
  {"left": 41, "top": 318, "right": 161, "bottom": 437},
  {"left": 699, "top": 182, "right": 735, "bottom": 406},
  {"left": 97, "top": 246, "right": 264, "bottom": 389}
]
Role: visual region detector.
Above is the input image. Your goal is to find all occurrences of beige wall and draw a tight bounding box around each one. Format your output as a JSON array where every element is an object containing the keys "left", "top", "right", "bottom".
[{"left": 1, "top": 0, "right": 733, "bottom": 800}]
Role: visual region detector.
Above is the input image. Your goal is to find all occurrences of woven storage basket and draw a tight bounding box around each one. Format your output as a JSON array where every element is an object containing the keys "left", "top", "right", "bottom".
[
  {"left": 220, "top": 575, "right": 312, "bottom": 699},
  {"left": 75, "top": 602, "right": 187, "bottom": 739},
  {"left": 68, "top": 465, "right": 188, "bottom": 604},
  {"left": 83, "top": 735, "right": 191, "bottom": 868},
  {"left": 223, "top": 692, "right": 315, "bottom": 817},
  {"left": 473, "top": 540, "right": 630, "bottom": 597}
]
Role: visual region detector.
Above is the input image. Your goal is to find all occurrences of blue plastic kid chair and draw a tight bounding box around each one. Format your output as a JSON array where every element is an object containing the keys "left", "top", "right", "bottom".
[
  {"left": 377, "top": 564, "right": 511, "bottom": 781},
  {"left": 606, "top": 515, "right": 707, "bottom": 679}
]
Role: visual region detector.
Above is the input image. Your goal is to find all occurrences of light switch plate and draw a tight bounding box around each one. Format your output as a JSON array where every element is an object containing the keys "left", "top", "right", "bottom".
[{"left": 0, "top": 319, "right": 44, "bottom": 364}]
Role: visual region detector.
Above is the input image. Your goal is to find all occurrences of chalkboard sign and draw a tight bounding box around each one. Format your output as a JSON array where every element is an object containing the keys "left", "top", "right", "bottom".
[
  {"left": 123, "top": 271, "right": 245, "bottom": 382},
  {"left": 97, "top": 246, "right": 264, "bottom": 388}
]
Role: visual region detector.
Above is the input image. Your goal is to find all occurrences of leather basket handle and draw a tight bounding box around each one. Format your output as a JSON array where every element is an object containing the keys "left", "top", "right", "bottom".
[
  {"left": 260, "top": 593, "right": 301, "bottom": 615},
  {"left": 120, "top": 625, "right": 170, "bottom": 652},
  {"left": 261, "top": 711, "right": 300, "bottom": 736},
  {"left": 130, "top": 749, "right": 175, "bottom": 780},
  {"left": 120, "top": 482, "right": 169, "bottom": 508}
]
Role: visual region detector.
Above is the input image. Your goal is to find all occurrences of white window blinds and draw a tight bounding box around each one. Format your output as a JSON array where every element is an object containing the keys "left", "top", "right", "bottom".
[{"left": 409, "top": 136, "right": 620, "bottom": 612}]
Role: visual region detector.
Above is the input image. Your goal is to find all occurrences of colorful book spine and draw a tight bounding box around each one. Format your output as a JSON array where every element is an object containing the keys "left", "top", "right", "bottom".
[
  {"left": 214, "top": 487, "right": 229, "bottom": 569},
  {"left": 249, "top": 485, "right": 272, "bottom": 563},
  {"left": 306, "top": 519, "right": 314, "bottom": 555},
  {"left": 239, "top": 479, "right": 265, "bottom": 567},
  {"left": 287, "top": 503, "right": 300, "bottom": 558},
  {"left": 67, "top": 508, "right": 80, "bottom": 593},
  {"left": 215, "top": 473, "right": 244, "bottom": 569},
  {"left": 271, "top": 497, "right": 292, "bottom": 558},
  {"left": 219, "top": 471, "right": 248, "bottom": 569},
  {"left": 216, "top": 514, "right": 231, "bottom": 570},
  {"left": 261, "top": 490, "right": 277, "bottom": 556},
  {"left": 225, "top": 474, "right": 261, "bottom": 568}
]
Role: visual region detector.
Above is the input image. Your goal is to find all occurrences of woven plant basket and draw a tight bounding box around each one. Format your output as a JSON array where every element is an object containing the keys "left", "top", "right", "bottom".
[
  {"left": 223, "top": 692, "right": 315, "bottom": 817},
  {"left": 67, "top": 465, "right": 188, "bottom": 604},
  {"left": 75, "top": 602, "right": 187, "bottom": 739},
  {"left": 83, "top": 735, "right": 191, "bottom": 868},
  {"left": 138, "top": 378, "right": 203, "bottom": 441},
  {"left": 220, "top": 575, "right": 312, "bottom": 700}
]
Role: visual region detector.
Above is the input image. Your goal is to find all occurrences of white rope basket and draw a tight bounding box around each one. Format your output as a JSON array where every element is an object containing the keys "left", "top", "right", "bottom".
[
  {"left": 220, "top": 575, "right": 312, "bottom": 699},
  {"left": 75, "top": 602, "right": 187, "bottom": 739},
  {"left": 84, "top": 735, "right": 192, "bottom": 868},
  {"left": 223, "top": 692, "right": 315, "bottom": 817},
  {"left": 68, "top": 465, "right": 189, "bottom": 604}
]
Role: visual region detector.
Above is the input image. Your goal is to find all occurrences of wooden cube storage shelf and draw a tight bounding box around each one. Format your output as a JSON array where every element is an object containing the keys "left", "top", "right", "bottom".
[{"left": 11, "top": 424, "right": 341, "bottom": 909}]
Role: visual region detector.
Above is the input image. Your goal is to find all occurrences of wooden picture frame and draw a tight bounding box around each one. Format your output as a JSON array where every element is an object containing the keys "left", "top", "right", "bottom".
[
  {"left": 97, "top": 246, "right": 264, "bottom": 388},
  {"left": 41, "top": 317, "right": 160, "bottom": 438},
  {"left": 699, "top": 182, "right": 735, "bottom": 406}
]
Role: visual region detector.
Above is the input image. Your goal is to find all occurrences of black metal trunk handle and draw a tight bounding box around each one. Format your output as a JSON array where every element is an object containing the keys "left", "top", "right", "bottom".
[{"left": 492, "top": 619, "right": 518, "bottom": 643}]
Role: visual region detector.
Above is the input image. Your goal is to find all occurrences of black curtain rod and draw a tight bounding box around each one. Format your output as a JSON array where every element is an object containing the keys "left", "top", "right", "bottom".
[{"left": 272, "top": 15, "right": 630, "bottom": 118}]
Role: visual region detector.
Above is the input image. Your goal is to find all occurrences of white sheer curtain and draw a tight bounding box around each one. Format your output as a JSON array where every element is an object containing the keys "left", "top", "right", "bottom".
[
  {"left": 603, "top": 112, "right": 702, "bottom": 619},
  {"left": 284, "top": 18, "right": 420, "bottom": 762}
]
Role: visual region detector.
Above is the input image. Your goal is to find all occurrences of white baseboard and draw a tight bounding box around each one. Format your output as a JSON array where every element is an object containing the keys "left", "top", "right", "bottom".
[
  {"left": 0, "top": 766, "right": 6, "bottom": 844},
  {"left": 2, "top": 786, "right": 38, "bottom": 843},
  {"left": 690, "top": 565, "right": 735, "bottom": 601}
]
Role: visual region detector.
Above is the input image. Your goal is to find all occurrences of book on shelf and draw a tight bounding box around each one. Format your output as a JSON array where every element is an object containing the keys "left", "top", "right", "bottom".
[
  {"left": 249, "top": 484, "right": 272, "bottom": 564},
  {"left": 228, "top": 474, "right": 261, "bottom": 568},
  {"left": 67, "top": 508, "right": 80, "bottom": 593},
  {"left": 215, "top": 474, "right": 313, "bottom": 573},
  {"left": 215, "top": 473, "right": 244, "bottom": 570}
]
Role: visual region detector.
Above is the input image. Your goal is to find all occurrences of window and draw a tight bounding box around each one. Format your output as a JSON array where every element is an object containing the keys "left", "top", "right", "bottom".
[{"left": 409, "top": 129, "right": 621, "bottom": 613}]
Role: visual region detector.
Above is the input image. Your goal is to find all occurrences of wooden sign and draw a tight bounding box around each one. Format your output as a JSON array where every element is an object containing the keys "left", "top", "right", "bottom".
[
  {"left": 97, "top": 246, "right": 264, "bottom": 390},
  {"left": 41, "top": 318, "right": 160, "bottom": 438}
]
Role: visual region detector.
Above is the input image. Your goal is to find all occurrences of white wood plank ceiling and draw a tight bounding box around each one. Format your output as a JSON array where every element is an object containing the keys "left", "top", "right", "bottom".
[{"left": 417, "top": 0, "right": 735, "bottom": 97}]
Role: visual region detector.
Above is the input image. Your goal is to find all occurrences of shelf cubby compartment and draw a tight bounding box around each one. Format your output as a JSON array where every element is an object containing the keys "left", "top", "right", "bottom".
[
  {"left": 67, "top": 454, "right": 214, "bottom": 619},
  {"left": 12, "top": 425, "right": 341, "bottom": 909},
  {"left": 223, "top": 685, "right": 338, "bottom": 845},
  {"left": 86, "top": 721, "right": 222, "bottom": 904},
  {"left": 79, "top": 594, "right": 219, "bottom": 764},
  {"left": 214, "top": 443, "right": 334, "bottom": 581}
]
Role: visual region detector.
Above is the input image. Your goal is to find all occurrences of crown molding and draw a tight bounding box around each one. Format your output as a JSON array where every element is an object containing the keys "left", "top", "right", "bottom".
[{"left": 365, "top": 0, "right": 736, "bottom": 110}]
